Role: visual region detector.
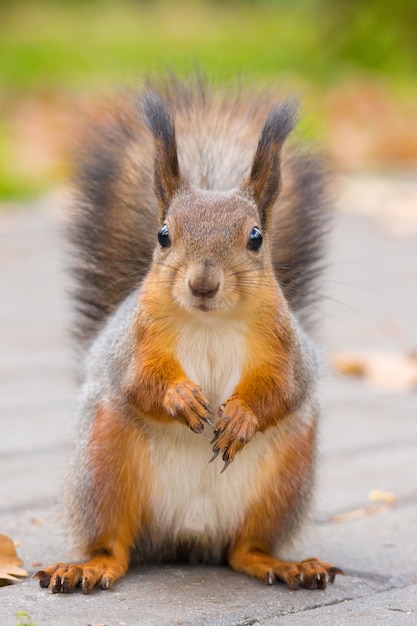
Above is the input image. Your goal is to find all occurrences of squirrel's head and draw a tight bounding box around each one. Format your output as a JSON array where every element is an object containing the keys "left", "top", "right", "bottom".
[{"left": 142, "top": 92, "right": 296, "bottom": 315}]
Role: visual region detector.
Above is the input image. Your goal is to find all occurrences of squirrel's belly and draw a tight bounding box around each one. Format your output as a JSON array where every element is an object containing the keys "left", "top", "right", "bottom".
[
  {"left": 146, "top": 316, "right": 272, "bottom": 553},
  {"left": 146, "top": 422, "right": 279, "bottom": 547}
]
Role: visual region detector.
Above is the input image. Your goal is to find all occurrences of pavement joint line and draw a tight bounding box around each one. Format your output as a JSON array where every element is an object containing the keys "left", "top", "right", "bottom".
[
  {"left": 252, "top": 591, "right": 373, "bottom": 621},
  {"left": 310, "top": 581, "right": 415, "bottom": 613},
  {"left": 387, "top": 607, "right": 417, "bottom": 615},
  {"left": 256, "top": 580, "right": 414, "bottom": 620}
]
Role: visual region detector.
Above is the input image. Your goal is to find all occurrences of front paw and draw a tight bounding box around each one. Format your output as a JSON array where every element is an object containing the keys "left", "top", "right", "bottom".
[
  {"left": 210, "top": 396, "right": 258, "bottom": 471},
  {"left": 163, "top": 379, "right": 212, "bottom": 433}
]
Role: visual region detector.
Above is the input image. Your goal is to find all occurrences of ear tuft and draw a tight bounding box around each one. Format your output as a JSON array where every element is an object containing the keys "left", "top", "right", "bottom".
[
  {"left": 142, "top": 93, "right": 177, "bottom": 151},
  {"left": 246, "top": 98, "right": 298, "bottom": 230},
  {"left": 259, "top": 98, "right": 298, "bottom": 147},
  {"left": 141, "top": 92, "right": 181, "bottom": 221}
]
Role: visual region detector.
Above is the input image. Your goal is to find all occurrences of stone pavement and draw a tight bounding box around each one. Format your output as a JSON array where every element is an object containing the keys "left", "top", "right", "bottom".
[{"left": 1, "top": 176, "right": 416, "bottom": 625}]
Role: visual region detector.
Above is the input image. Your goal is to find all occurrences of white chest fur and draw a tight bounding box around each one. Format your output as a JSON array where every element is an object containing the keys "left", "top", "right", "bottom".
[
  {"left": 176, "top": 314, "right": 245, "bottom": 410},
  {"left": 146, "top": 315, "right": 279, "bottom": 552}
]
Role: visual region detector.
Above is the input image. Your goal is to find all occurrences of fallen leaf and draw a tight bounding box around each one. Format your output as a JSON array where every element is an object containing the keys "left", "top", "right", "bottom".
[
  {"left": 332, "top": 350, "right": 417, "bottom": 392},
  {"left": 0, "top": 534, "right": 28, "bottom": 586},
  {"left": 369, "top": 490, "right": 396, "bottom": 505}
]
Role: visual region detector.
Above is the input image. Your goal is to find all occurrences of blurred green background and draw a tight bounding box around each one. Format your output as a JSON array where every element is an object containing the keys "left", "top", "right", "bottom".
[{"left": 1, "top": 0, "right": 416, "bottom": 199}]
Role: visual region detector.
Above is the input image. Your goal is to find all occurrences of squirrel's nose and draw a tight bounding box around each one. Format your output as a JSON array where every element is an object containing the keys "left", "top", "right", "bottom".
[
  {"left": 188, "top": 277, "right": 219, "bottom": 299},
  {"left": 188, "top": 263, "right": 220, "bottom": 299}
]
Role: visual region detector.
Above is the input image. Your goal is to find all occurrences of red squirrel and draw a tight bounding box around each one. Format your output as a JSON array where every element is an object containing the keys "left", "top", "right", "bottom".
[{"left": 36, "top": 77, "right": 342, "bottom": 593}]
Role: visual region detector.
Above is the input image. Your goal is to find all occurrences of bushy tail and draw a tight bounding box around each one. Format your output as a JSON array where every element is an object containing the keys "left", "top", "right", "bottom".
[
  {"left": 271, "top": 149, "right": 333, "bottom": 331},
  {"left": 68, "top": 91, "right": 158, "bottom": 347}
]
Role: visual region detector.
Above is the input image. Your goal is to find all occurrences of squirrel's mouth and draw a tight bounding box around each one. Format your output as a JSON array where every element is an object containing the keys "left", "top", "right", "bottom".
[
  {"left": 187, "top": 295, "right": 224, "bottom": 313},
  {"left": 195, "top": 302, "right": 215, "bottom": 312},
  {"left": 187, "top": 296, "right": 218, "bottom": 312}
]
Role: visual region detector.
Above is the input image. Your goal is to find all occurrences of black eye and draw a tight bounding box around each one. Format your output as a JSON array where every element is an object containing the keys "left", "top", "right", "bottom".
[
  {"left": 247, "top": 227, "right": 263, "bottom": 252},
  {"left": 157, "top": 224, "right": 171, "bottom": 248}
]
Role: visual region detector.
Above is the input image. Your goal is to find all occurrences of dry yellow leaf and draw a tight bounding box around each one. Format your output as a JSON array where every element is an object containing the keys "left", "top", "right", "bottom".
[
  {"left": 332, "top": 350, "right": 417, "bottom": 392},
  {"left": 369, "top": 490, "right": 396, "bottom": 504},
  {"left": 0, "top": 534, "right": 28, "bottom": 586}
]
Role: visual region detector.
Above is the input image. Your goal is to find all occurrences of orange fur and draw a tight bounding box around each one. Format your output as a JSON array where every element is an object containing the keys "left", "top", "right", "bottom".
[
  {"left": 123, "top": 284, "right": 213, "bottom": 433},
  {"left": 241, "top": 302, "right": 305, "bottom": 423},
  {"left": 227, "top": 421, "right": 341, "bottom": 589},
  {"left": 86, "top": 404, "right": 150, "bottom": 550},
  {"left": 212, "top": 294, "right": 307, "bottom": 466},
  {"left": 36, "top": 403, "right": 151, "bottom": 592},
  {"left": 231, "top": 419, "right": 316, "bottom": 552}
]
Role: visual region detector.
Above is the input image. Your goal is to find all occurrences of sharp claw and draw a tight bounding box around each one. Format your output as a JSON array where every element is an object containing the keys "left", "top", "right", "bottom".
[
  {"left": 220, "top": 458, "right": 231, "bottom": 473},
  {"left": 81, "top": 578, "right": 92, "bottom": 594},
  {"left": 34, "top": 571, "right": 50, "bottom": 588},
  {"left": 189, "top": 422, "right": 204, "bottom": 434},
  {"left": 100, "top": 576, "right": 110, "bottom": 590},
  {"left": 267, "top": 571, "right": 275, "bottom": 585},
  {"left": 317, "top": 573, "right": 327, "bottom": 590},
  {"left": 222, "top": 447, "right": 230, "bottom": 462},
  {"left": 203, "top": 414, "right": 215, "bottom": 428},
  {"left": 328, "top": 567, "right": 344, "bottom": 583},
  {"left": 51, "top": 575, "right": 61, "bottom": 593},
  {"left": 210, "top": 429, "right": 220, "bottom": 445},
  {"left": 62, "top": 577, "right": 73, "bottom": 593},
  {"left": 209, "top": 446, "right": 220, "bottom": 463}
]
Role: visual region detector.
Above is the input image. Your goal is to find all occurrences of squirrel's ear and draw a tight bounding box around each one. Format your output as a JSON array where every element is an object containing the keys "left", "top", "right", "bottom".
[
  {"left": 245, "top": 99, "right": 298, "bottom": 230},
  {"left": 142, "top": 93, "right": 182, "bottom": 222}
]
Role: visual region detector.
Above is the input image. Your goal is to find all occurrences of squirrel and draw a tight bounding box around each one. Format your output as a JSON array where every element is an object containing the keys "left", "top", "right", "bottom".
[{"left": 35, "top": 76, "right": 342, "bottom": 594}]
